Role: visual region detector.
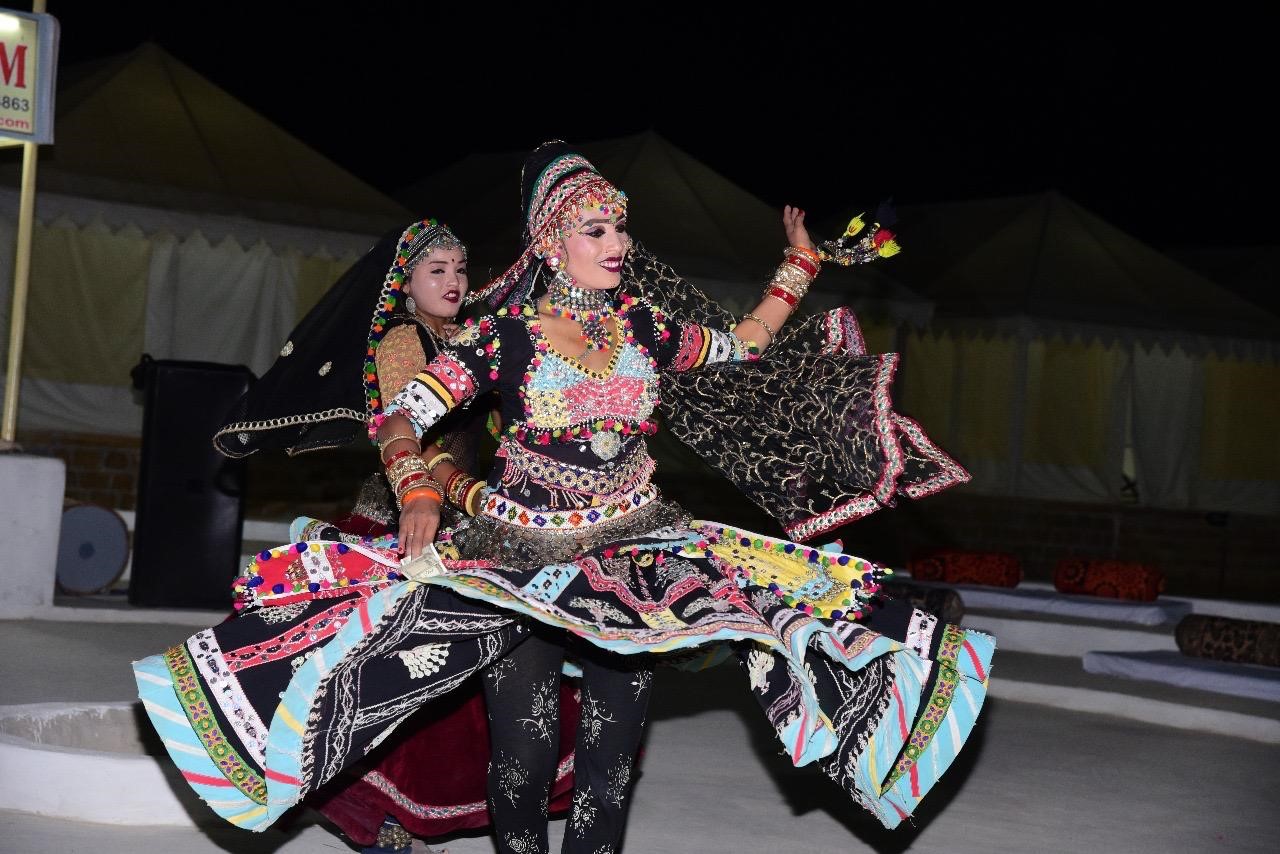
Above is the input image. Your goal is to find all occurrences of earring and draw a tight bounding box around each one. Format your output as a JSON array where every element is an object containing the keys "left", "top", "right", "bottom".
[
  {"left": 547, "top": 254, "right": 562, "bottom": 271},
  {"left": 404, "top": 293, "right": 417, "bottom": 314}
]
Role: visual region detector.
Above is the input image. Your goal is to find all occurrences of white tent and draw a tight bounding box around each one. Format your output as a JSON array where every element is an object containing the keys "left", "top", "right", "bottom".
[
  {"left": 886, "top": 192, "right": 1280, "bottom": 354},
  {"left": 876, "top": 193, "right": 1280, "bottom": 514},
  {"left": 0, "top": 44, "right": 413, "bottom": 436}
]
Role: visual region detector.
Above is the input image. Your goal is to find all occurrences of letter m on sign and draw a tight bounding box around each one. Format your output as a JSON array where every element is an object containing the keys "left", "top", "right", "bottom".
[{"left": 1, "top": 43, "right": 27, "bottom": 88}]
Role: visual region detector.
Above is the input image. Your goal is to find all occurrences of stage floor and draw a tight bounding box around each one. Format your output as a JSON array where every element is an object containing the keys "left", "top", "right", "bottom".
[{"left": 2, "top": 609, "right": 1277, "bottom": 853}]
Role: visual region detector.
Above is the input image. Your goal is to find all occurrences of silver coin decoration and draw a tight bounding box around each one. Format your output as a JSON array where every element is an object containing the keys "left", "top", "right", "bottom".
[{"left": 590, "top": 430, "right": 621, "bottom": 461}]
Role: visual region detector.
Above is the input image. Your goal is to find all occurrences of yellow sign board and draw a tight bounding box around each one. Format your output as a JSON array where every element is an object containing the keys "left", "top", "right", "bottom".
[{"left": 0, "top": 8, "right": 58, "bottom": 144}]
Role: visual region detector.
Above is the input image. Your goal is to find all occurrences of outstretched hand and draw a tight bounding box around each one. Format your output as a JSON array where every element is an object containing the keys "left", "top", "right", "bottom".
[{"left": 783, "top": 205, "right": 815, "bottom": 251}]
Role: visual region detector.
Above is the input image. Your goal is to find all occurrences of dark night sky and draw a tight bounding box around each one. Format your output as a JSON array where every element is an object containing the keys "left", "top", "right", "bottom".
[{"left": 40, "top": 5, "right": 1277, "bottom": 251}]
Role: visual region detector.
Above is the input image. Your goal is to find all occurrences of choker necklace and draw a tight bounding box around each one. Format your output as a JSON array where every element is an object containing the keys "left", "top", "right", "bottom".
[
  {"left": 411, "top": 313, "right": 450, "bottom": 349},
  {"left": 546, "top": 271, "right": 616, "bottom": 351}
]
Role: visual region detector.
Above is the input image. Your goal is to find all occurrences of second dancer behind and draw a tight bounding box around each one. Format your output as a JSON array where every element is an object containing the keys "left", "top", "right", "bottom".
[{"left": 213, "top": 220, "right": 580, "bottom": 853}]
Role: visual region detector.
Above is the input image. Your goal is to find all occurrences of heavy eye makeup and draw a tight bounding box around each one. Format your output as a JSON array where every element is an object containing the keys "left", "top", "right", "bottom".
[{"left": 580, "top": 219, "right": 628, "bottom": 239}]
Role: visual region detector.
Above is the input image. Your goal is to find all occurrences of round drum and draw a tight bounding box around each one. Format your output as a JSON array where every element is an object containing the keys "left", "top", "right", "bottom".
[{"left": 56, "top": 504, "right": 130, "bottom": 595}]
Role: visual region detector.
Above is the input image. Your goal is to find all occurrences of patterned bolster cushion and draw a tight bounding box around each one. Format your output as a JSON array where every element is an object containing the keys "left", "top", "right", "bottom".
[
  {"left": 908, "top": 551, "right": 1023, "bottom": 588},
  {"left": 878, "top": 580, "right": 965, "bottom": 626},
  {"left": 1175, "top": 614, "right": 1280, "bottom": 668},
  {"left": 1052, "top": 558, "right": 1165, "bottom": 602}
]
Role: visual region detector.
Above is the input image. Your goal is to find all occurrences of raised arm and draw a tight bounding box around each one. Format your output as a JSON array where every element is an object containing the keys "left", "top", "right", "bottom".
[{"left": 730, "top": 205, "right": 818, "bottom": 354}]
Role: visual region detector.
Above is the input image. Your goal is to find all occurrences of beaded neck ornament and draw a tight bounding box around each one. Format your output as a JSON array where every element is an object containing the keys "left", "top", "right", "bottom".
[
  {"left": 363, "top": 219, "right": 466, "bottom": 436},
  {"left": 545, "top": 271, "right": 618, "bottom": 351}
]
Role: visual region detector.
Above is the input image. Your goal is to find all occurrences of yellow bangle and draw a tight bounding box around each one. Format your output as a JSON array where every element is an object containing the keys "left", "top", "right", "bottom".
[
  {"left": 463, "top": 480, "right": 486, "bottom": 516},
  {"left": 425, "top": 451, "right": 455, "bottom": 476}
]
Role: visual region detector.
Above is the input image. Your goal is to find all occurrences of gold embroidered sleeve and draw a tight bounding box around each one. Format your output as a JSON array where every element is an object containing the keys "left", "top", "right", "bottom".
[{"left": 376, "top": 325, "right": 429, "bottom": 398}]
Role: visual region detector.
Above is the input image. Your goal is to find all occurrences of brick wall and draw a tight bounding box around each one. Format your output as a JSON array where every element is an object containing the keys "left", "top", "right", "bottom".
[
  {"left": 18, "top": 432, "right": 1279, "bottom": 602},
  {"left": 661, "top": 475, "right": 1278, "bottom": 602},
  {"left": 17, "top": 430, "right": 141, "bottom": 510},
  {"left": 12, "top": 430, "right": 376, "bottom": 519},
  {"left": 823, "top": 491, "right": 1278, "bottom": 602}
]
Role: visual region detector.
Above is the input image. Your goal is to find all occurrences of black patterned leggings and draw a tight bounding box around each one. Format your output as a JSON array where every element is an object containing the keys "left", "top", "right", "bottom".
[{"left": 483, "top": 626, "right": 654, "bottom": 854}]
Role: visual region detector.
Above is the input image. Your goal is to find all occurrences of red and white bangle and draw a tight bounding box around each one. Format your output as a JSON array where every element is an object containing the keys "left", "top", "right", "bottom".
[{"left": 765, "top": 286, "right": 800, "bottom": 309}]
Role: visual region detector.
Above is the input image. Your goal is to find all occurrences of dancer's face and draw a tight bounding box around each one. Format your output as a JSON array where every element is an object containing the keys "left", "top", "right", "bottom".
[
  {"left": 559, "top": 204, "right": 629, "bottom": 290},
  {"left": 406, "top": 247, "right": 468, "bottom": 319}
]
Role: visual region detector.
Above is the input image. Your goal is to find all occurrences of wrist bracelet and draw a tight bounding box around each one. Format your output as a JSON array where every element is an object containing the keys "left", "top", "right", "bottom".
[
  {"left": 462, "top": 480, "right": 486, "bottom": 516},
  {"left": 386, "top": 455, "right": 430, "bottom": 492},
  {"left": 788, "top": 244, "right": 821, "bottom": 264},
  {"left": 379, "top": 435, "right": 419, "bottom": 460},
  {"left": 382, "top": 448, "right": 414, "bottom": 467},
  {"left": 396, "top": 471, "right": 428, "bottom": 493},
  {"left": 772, "top": 262, "right": 813, "bottom": 298},
  {"left": 740, "top": 312, "right": 778, "bottom": 341},
  {"left": 425, "top": 451, "right": 455, "bottom": 476},
  {"left": 765, "top": 287, "right": 799, "bottom": 309},
  {"left": 399, "top": 486, "right": 442, "bottom": 508},
  {"left": 785, "top": 253, "right": 819, "bottom": 279},
  {"left": 444, "top": 470, "right": 468, "bottom": 504}
]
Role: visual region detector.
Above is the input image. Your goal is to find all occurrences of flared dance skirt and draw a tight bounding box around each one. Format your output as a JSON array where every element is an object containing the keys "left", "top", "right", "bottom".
[{"left": 134, "top": 503, "right": 994, "bottom": 832}]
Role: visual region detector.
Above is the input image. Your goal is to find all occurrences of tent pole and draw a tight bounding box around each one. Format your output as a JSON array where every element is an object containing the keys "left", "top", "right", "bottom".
[
  {"left": 1, "top": 138, "right": 38, "bottom": 445},
  {"left": 1, "top": 0, "right": 46, "bottom": 446}
]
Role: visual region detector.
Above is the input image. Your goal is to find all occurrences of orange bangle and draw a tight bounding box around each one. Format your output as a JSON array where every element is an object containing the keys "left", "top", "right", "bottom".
[
  {"left": 790, "top": 245, "right": 820, "bottom": 264},
  {"left": 401, "top": 487, "right": 442, "bottom": 505}
]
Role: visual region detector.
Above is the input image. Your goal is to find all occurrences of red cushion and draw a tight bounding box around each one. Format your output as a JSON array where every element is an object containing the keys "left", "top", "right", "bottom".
[
  {"left": 1053, "top": 558, "right": 1165, "bottom": 602},
  {"left": 908, "top": 550, "right": 1022, "bottom": 588},
  {"left": 1175, "top": 615, "right": 1280, "bottom": 667}
]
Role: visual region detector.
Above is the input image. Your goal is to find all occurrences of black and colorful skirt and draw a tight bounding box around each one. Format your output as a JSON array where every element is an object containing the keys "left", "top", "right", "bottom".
[{"left": 133, "top": 502, "right": 993, "bottom": 832}]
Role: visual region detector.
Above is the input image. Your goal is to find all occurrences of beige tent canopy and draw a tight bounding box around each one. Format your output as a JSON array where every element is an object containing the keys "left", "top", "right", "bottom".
[
  {"left": 874, "top": 193, "right": 1280, "bottom": 515},
  {"left": 0, "top": 43, "right": 411, "bottom": 437},
  {"left": 4, "top": 41, "right": 411, "bottom": 235},
  {"left": 884, "top": 192, "right": 1280, "bottom": 356}
]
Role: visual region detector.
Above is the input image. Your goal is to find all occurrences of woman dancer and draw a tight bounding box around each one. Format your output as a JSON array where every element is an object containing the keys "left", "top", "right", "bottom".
[
  {"left": 212, "top": 220, "right": 579, "bottom": 853},
  {"left": 136, "top": 144, "right": 991, "bottom": 852}
]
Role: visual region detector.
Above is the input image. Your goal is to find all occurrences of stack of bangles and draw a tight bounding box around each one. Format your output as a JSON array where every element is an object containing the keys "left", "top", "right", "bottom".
[
  {"left": 444, "top": 469, "right": 486, "bottom": 516},
  {"left": 384, "top": 445, "right": 441, "bottom": 509},
  {"left": 425, "top": 452, "right": 487, "bottom": 517},
  {"left": 764, "top": 244, "right": 821, "bottom": 310}
]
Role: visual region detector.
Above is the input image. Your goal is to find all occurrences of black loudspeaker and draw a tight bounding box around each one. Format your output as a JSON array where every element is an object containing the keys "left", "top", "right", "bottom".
[{"left": 128, "top": 356, "right": 254, "bottom": 608}]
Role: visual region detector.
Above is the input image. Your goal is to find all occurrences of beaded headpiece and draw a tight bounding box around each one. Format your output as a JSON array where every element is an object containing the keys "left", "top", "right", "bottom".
[
  {"left": 363, "top": 219, "right": 466, "bottom": 424},
  {"left": 467, "top": 141, "right": 627, "bottom": 309}
]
